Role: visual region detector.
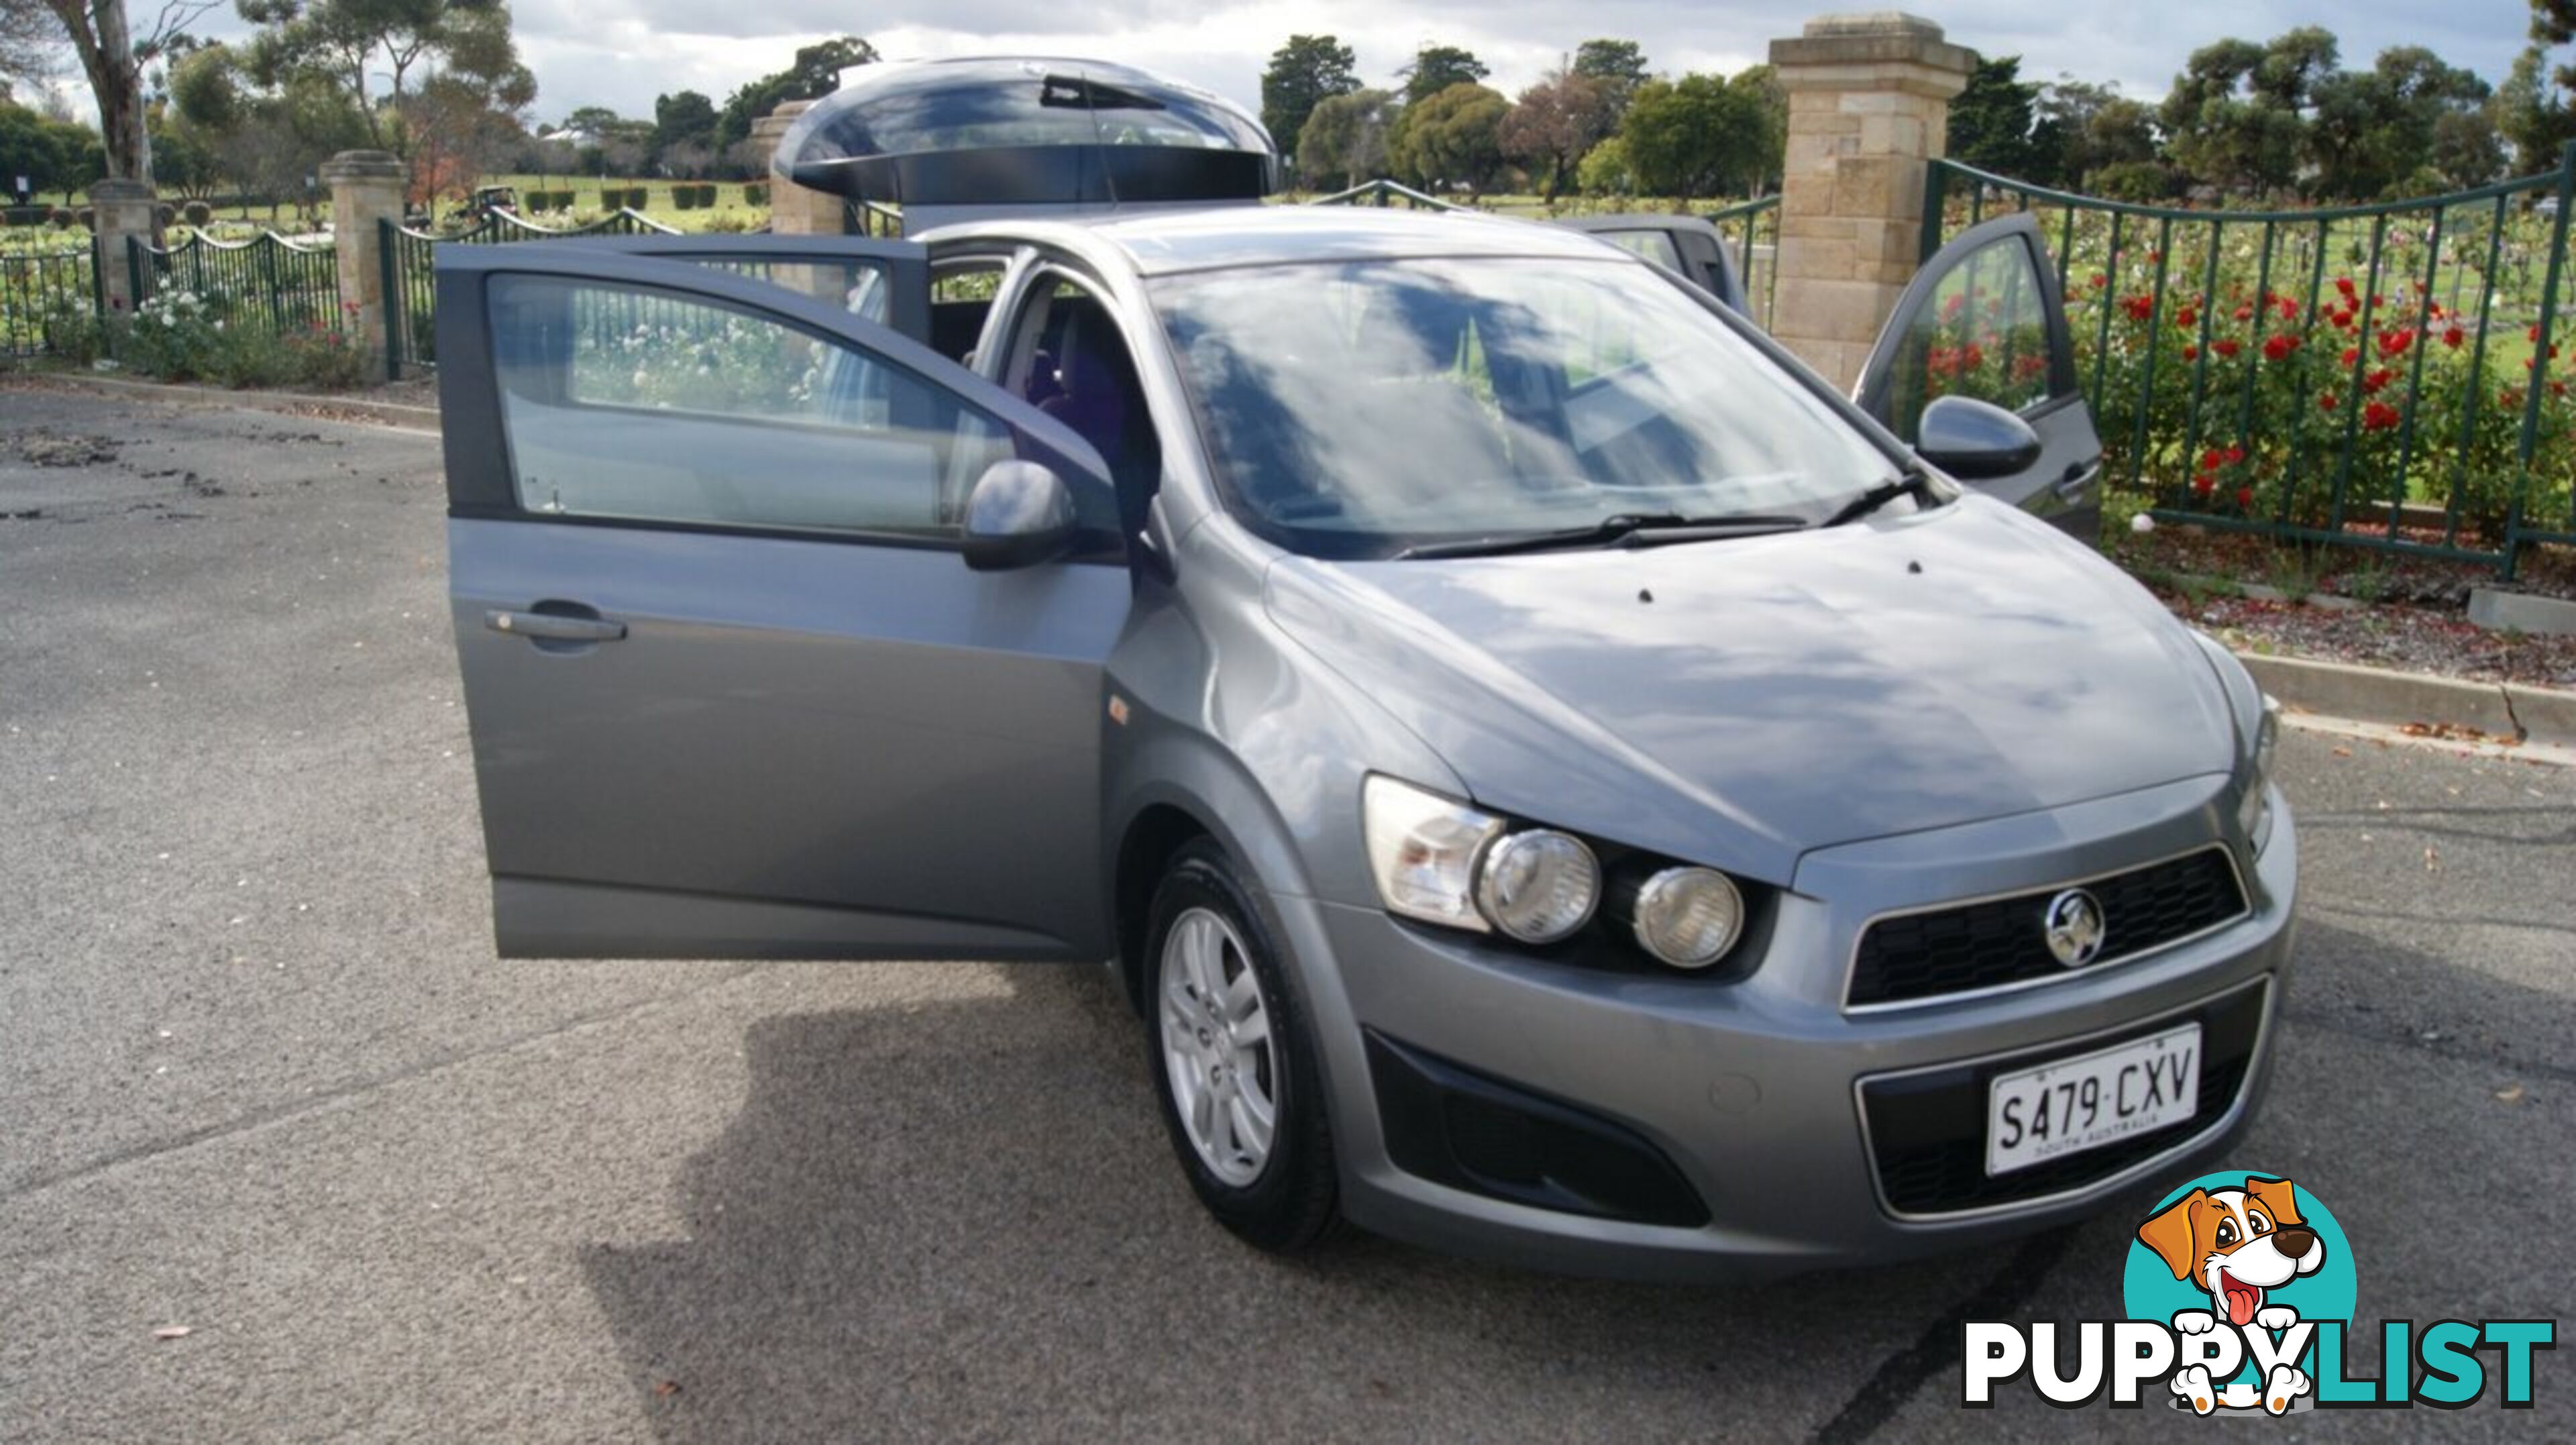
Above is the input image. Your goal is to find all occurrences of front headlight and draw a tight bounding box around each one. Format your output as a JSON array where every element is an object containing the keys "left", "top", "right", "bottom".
[
  {"left": 1628, "top": 867, "right": 1746, "bottom": 969},
  {"left": 1474, "top": 829, "right": 1601, "bottom": 943},
  {"left": 1363, "top": 776, "right": 1603, "bottom": 941},
  {"left": 1362, "top": 775, "right": 1503, "bottom": 930},
  {"left": 2237, "top": 694, "right": 2280, "bottom": 853}
]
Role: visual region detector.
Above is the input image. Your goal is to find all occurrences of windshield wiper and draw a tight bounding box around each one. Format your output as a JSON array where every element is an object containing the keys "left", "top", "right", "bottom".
[
  {"left": 1824, "top": 464, "right": 1939, "bottom": 527},
  {"left": 1393, "top": 512, "right": 1808, "bottom": 561}
]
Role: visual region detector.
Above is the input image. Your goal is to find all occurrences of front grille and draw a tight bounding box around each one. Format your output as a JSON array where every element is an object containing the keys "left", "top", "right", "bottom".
[
  {"left": 1847, "top": 847, "right": 2247, "bottom": 1008},
  {"left": 1858, "top": 978, "right": 2269, "bottom": 1216}
]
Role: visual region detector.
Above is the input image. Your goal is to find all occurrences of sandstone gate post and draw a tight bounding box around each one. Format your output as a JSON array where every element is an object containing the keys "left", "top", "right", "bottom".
[{"left": 1768, "top": 13, "right": 1975, "bottom": 390}]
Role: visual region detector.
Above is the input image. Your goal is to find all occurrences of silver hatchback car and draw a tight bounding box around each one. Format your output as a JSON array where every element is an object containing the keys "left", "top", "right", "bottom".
[{"left": 433, "top": 60, "right": 2296, "bottom": 1281}]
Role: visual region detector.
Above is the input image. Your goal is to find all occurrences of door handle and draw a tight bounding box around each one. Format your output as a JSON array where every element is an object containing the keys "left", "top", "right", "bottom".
[
  {"left": 2053, "top": 461, "right": 2099, "bottom": 501},
  {"left": 486, "top": 608, "right": 627, "bottom": 643}
]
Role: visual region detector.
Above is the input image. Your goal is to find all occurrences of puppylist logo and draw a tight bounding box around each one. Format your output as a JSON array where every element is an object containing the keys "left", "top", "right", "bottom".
[{"left": 1962, "top": 1173, "right": 2556, "bottom": 1414}]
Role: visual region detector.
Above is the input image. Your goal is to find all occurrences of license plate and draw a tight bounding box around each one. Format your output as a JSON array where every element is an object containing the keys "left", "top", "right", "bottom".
[{"left": 1986, "top": 1024, "right": 2200, "bottom": 1177}]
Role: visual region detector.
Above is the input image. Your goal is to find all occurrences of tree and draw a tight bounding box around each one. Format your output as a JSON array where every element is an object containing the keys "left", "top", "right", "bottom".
[
  {"left": 1574, "top": 134, "right": 1631, "bottom": 197},
  {"left": 2498, "top": 44, "right": 2576, "bottom": 169},
  {"left": 1387, "top": 81, "right": 1507, "bottom": 197},
  {"left": 1947, "top": 56, "right": 2037, "bottom": 176},
  {"left": 712, "top": 34, "right": 875, "bottom": 156},
  {"left": 166, "top": 39, "right": 368, "bottom": 201},
  {"left": 0, "top": 96, "right": 103, "bottom": 200},
  {"left": 1498, "top": 70, "right": 1615, "bottom": 201},
  {"left": 3, "top": 0, "right": 58, "bottom": 93},
  {"left": 2159, "top": 32, "right": 2323, "bottom": 194},
  {"left": 1571, "top": 38, "right": 1648, "bottom": 118},
  {"left": 34, "top": 0, "right": 220, "bottom": 180},
  {"left": 1619, "top": 69, "right": 1778, "bottom": 199},
  {"left": 2027, "top": 77, "right": 2153, "bottom": 189},
  {"left": 2306, "top": 46, "right": 2491, "bottom": 199},
  {"left": 651, "top": 88, "right": 714, "bottom": 162},
  {"left": 1258, "top": 33, "right": 1356, "bottom": 166},
  {"left": 1293, "top": 85, "right": 1392, "bottom": 190},
  {"left": 1400, "top": 44, "right": 1487, "bottom": 107}
]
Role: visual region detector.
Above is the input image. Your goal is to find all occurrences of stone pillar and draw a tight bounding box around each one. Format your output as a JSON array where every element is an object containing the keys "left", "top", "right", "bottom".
[
  {"left": 1768, "top": 13, "right": 1975, "bottom": 390},
  {"left": 90, "top": 178, "right": 158, "bottom": 318},
  {"left": 753, "top": 101, "right": 849, "bottom": 237},
  {"left": 321, "top": 150, "right": 407, "bottom": 383}
]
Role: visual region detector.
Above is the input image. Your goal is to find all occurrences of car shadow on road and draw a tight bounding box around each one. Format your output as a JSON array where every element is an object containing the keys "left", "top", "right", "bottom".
[{"left": 575, "top": 963, "right": 2046, "bottom": 1439}]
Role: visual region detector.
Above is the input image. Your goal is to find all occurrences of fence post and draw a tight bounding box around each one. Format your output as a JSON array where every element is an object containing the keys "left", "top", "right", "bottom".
[
  {"left": 1767, "top": 13, "right": 1974, "bottom": 390},
  {"left": 90, "top": 177, "right": 158, "bottom": 320},
  {"left": 322, "top": 150, "right": 407, "bottom": 384},
  {"left": 752, "top": 101, "right": 850, "bottom": 237}
]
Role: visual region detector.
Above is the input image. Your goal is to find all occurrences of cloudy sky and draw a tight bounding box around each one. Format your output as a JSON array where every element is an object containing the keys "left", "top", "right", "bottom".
[{"left": 184, "top": 0, "right": 2540, "bottom": 124}]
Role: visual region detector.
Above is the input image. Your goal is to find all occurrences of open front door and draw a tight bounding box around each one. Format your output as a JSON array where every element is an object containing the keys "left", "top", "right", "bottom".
[
  {"left": 1856, "top": 214, "right": 2103, "bottom": 540},
  {"left": 434, "top": 244, "right": 1128, "bottom": 960}
]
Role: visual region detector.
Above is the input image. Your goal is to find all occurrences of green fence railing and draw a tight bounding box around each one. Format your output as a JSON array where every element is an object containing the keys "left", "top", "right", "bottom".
[
  {"left": 0, "top": 248, "right": 101, "bottom": 358},
  {"left": 1923, "top": 148, "right": 2576, "bottom": 576},
  {"left": 1708, "top": 194, "right": 1780, "bottom": 333},
  {"left": 125, "top": 228, "right": 341, "bottom": 339},
  {"left": 382, "top": 207, "right": 680, "bottom": 376}
]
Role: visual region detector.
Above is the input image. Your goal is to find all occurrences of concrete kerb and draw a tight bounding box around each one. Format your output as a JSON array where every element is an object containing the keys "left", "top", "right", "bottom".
[
  {"left": 2238, "top": 651, "right": 2576, "bottom": 749},
  {"left": 19, "top": 372, "right": 439, "bottom": 433}
]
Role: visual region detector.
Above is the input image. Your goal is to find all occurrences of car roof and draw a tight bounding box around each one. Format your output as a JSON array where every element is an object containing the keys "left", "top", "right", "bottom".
[{"left": 922, "top": 203, "right": 1639, "bottom": 278}]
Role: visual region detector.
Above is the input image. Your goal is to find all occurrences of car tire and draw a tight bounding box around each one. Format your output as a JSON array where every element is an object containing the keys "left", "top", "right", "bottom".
[{"left": 1143, "top": 837, "right": 1338, "bottom": 1252}]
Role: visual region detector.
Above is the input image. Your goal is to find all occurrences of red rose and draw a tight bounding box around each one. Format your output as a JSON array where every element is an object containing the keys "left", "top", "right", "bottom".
[
  {"left": 2362, "top": 400, "right": 2400, "bottom": 431},
  {"left": 2233, "top": 305, "right": 2253, "bottom": 322},
  {"left": 2334, "top": 276, "right": 2357, "bottom": 297},
  {"left": 2263, "top": 333, "right": 2299, "bottom": 362},
  {"left": 2214, "top": 338, "right": 2242, "bottom": 358},
  {"left": 2443, "top": 325, "right": 2466, "bottom": 350},
  {"left": 1962, "top": 343, "right": 1985, "bottom": 371},
  {"left": 2192, "top": 474, "right": 2216, "bottom": 500},
  {"left": 2176, "top": 305, "right": 2198, "bottom": 328},
  {"left": 2226, "top": 445, "right": 2246, "bottom": 464},
  {"left": 2320, "top": 392, "right": 2340, "bottom": 412},
  {"left": 2277, "top": 298, "right": 2300, "bottom": 321},
  {"left": 2557, "top": 382, "right": 2571, "bottom": 399},
  {"left": 2235, "top": 486, "right": 2255, "bottom": 510},
  {"left": 2341, "top": 346, "right": 2360, "bottom": 366},
  {"left": 2363, "top": 368, "right": 2394, "bottom": 394},
  {"left": 2183, "top": 344, "right": 2200, "bottom": 362},
  {"left": 2200, "top": 448, "right": 2224, "bottom": 472},
  {"left": 1942, "top": 292, "right": 1967, "bottom": 320},
  {"left": 2090, "top": 272, "right": 2108, "bottom": 289},
  {"left": 2379, "top": 328, "right": 2413, "bottom": 358},
  {"left": 2123, "top": 295, "right": 2155, "bottom": 322}
]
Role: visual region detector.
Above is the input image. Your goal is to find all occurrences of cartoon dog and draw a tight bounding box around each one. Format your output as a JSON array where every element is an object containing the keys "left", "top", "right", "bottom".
[{"left": 2136, "top": 1175, "right": 2328, "bottom": 1415}]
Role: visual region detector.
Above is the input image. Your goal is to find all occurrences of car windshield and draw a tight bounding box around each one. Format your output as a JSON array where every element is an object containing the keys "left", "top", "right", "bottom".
[{"left": 1151, "top": 256, "right": 1898, "bottom": 557}]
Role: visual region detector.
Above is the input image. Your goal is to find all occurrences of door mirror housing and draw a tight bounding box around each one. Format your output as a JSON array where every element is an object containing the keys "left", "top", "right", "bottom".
[
  {"left": 962, "top": 459, "right": 1080, "bottom": 570},
  {"left": 1915, "top": 395, "right": 2043, "bottom": 480}
]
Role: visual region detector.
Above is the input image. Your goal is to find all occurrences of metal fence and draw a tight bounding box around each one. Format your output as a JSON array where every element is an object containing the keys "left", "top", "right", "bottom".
[
  {"left": 126, "top": 229, "right": 341, "bottom": 337},
  {"left": 383, "top": 207, "right": 678, "bottom": 376},
  {"left": 1708, "top": 195, "right": 1780, "bottom": 333},
  {"left": 0, "top": 248, "right": 101, "bottom": 358},
  {"left": 1923, "top": 148, "right": 2576, "bottom": 576}
]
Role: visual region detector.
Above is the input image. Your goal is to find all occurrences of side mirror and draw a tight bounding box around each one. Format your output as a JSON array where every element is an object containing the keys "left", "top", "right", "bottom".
[
  {"left": 1915, "top": 395, "right": 2043, "bottom": 480},
  {"left": 961, "top": 460, "right": 1079, "bottom": 571}
]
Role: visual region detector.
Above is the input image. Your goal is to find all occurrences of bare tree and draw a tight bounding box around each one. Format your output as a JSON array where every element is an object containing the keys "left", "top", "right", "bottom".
[
  {"left": 37, "top": 0, "right": 219, "bottom": 180},
  {"left": 3, "top": 0, "right": 61, "bottom": 91}
]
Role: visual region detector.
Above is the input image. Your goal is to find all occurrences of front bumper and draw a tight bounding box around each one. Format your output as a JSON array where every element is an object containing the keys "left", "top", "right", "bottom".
[{"left": 1270, "top": 775, "right": 2300, "bottom": 1283}]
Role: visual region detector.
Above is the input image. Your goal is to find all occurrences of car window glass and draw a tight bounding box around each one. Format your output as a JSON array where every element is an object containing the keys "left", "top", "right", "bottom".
[
  {"left": 1155, "top": 257, "right": 1892, "bottom": 557},
  {"left": 660, "top": 258, "right": 892, "bottom": 322},
  {"left": 486, "top": 274, "right": 1009, "bottom": 539},
  {"left": 1004, "top": 272, "right": 1163, "bottom": 529},
  {"left": 1882, "top": 235, "right": 2055, "bottom": 442},
  {"left": 1597, "top": 229, "right": 1684, "bottom": 272}
]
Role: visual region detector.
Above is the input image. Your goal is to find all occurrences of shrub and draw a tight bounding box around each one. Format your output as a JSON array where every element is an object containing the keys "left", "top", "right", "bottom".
[
  {"left": 697, "top": 183, "right": 720, "bottom": 207},
  {"left": 555, "top": 190, "right": 576, "bottom": 211},
  {"left": 182, "top": 200, "right": 212, "bottom": 227},
  {"left": 700, "top": 209, "right": 753, "bottom": 233},
  {"left": 41, "top": 297, "right": 107, "bottom": 367},
  {"left": 76, "top": 207, "right": 95, "bottom": 233},
  {"left": 117, "top": 287, "right": 227, "bottom": 380},
  {"left": 49, "top": 207, "right": 74, "bottom": 229},
  {"left": 743, "top": 182, "right": 768, "bottom": 207},
  {"left": 156, "top": 203, "right": 177, "bottom": 227},
  {"left": 672, "top": 186, "right": 699, "bottom": 211}
]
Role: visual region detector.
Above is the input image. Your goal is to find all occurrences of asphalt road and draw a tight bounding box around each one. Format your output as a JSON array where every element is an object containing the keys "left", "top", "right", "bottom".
[{"left": 3, "top": 387, "right": 2570, "bottom": 1442}]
